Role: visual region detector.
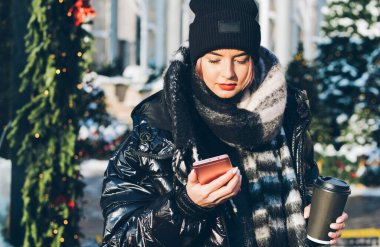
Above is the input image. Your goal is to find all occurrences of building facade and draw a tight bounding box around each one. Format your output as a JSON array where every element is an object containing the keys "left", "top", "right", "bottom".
[{"left": 91, "top": 0, "right": 326, "bottom": 73}]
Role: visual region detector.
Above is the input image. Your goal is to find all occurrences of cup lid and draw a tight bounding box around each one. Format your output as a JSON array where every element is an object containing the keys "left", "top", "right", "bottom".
[{"left": 314, "top": 176, "right": 351, "bottom": 194}]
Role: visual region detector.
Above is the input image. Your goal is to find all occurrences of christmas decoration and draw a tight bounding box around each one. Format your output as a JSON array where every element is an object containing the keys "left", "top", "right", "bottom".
[
  {"left": 0, "top": 0, "right": 12, "bottom": 157},
  {"left": 75, "top": 72, "right": 128, "bottom": 160},
  {"left": 311, "top": 0, "right": 380, "bottom": 180},
  {"left": 67, "top": 0, "right": 95, "bottom": 27},
  {"left": 7, "top": 0, "right": 95, "bottom": 246},
  {"left": 285, "top": 44, "right": 327, "bottom": 143}
]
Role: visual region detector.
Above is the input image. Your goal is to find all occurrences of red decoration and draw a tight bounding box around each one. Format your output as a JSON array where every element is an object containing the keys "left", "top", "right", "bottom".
[
  {"left": 335, "top": 159, "right": 344, "bottom": 171},
  {"left": 54, "top": 195, "right": 67, "bottom": 206},
  {"left": 68, "top": 200, "right": 76, "bottom": 210},
  {"left": 68, "top": 0, "right": 96, "bottom": 26},
  {"left": 350, "top": 172, "right": 358, "bottom": 179}
]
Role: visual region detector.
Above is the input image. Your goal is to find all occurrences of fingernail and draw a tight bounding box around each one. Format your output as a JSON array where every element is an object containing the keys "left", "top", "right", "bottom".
[
  {"left": 328, "top": 232, "right": 334, "bottom": 238},
  {"left": 330, "top": 223, "right": 336, "bottom": 229},
  {"left": 336, "top": 218, "right": 343, "bottom": 223},
  {"left": 231, "top": 167, "right": 238, "bottom": 174}
]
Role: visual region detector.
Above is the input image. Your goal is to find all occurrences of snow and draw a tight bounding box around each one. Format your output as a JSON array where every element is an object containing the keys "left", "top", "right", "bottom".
[
  {"left": 336, "top": 114, "right": 348, "bottom": 124},
  {"left": 93, "top": 74, "right": 130, "bottom": 86},
  {"left": 122, "top": 65, "right": 153, "bottom": 85},
  {"left": 0, "top": 158, "right": 12, "bottom": 247},
  {"left": 321, "top": 0, "right": 380, "bottom": 39},
  {"left": 80, "top": 159, "right": 108, "bottom": 178},
  {"left": 78, "top": 119, "right": 127, "bottom": 143},
  {"left": 351, "top": 185, "right": 380, "bottom": 197},
  {"left": 315, "top": 142, "right": 379, "bottom": 164}
]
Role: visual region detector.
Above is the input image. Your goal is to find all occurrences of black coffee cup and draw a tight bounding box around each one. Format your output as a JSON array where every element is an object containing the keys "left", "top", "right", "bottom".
[{"left": 307, "top": 176, "right": 351, "bottom": 245}]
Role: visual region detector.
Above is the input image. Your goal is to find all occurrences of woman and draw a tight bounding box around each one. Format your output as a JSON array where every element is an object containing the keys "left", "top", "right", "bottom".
[{"left": 101, "top": 0, "right": 347, "bottom": 246}]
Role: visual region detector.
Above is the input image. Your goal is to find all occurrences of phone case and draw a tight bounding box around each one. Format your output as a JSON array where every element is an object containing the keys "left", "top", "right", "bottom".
[{"left": 193, "top": 154, "right": 233, "bottom": 185}]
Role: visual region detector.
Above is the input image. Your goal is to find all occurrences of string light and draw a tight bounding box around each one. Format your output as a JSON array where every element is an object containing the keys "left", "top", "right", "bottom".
[
  {"left": 35, "top": 133, "right": 40, "bottom": 139},
  {"left": 60, "top": 237, "right": 65, "bottom": 243},
  {"left": 77, "top": 83, "right": 83, "bottom": 90},
  {"left": 74, "top": 234, "right": 79, "bottom": 240},
  {"left": 59, "top": 0, "right": 64, "bottom": 3},
  {"left": 67, "top": 12, "right": 72, "bottom": 17},
  {"left": 39, "top": 173, "right": 44, "bottom": 179},
  {"left": 53, "top": 229, "right": 58, "bottom": 234},
  {"left": 61, "top": 52, "right": 67, "bottom": 57},
  {"left": 44, "top": 90, "right": 49, "bottom": 96},
  {"left": 63, "top": 220, "right": 69, "bottom": 225},
  {"left": 56, "top": 69, "right": 61, "bottom": 75},
  {"left": 77, "top": 52, "right": 83, "bottom": 57},
  {"left": 62, "top": 68, "right": 67, "bottom": 73}
]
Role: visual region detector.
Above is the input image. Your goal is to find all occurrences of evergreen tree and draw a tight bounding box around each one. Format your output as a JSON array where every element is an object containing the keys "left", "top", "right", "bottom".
[
  {"left": 0, "top": 0, "right": 12, "bottom": 157},
  {"left": 316, "top": 0, "right": 380, "bottom": 150},
  {"left": 285, "top": 45, "right": 334, "bottom": 144},
  {"left": 313, "top": 0, "right": 380, "bottom": 181},
  {"left": 7, "top": 0, "right": 95, "bottom": 246}
]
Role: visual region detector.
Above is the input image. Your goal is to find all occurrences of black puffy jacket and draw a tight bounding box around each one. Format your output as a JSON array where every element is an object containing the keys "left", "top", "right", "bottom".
[{"left": 100, "top": 86, "right": 319, "bottom": 247}]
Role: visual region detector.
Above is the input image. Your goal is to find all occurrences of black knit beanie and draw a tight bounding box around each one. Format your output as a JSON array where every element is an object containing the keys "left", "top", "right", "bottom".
[{"left": 189, "top": 0, "right": 261, "bottom": 64}]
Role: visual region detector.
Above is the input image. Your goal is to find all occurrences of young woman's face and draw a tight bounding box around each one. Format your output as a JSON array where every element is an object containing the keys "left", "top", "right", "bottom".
[{"left": 196, "top": 49, "right": 254, "bottom": 99}]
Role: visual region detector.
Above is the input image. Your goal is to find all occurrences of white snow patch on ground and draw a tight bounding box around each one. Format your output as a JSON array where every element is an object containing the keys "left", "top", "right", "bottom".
[
  {"left": 0, "top": 158, "right": 12, "bottom": 247},
  {"left": 351, "top": 185, "right": 380, "bottom": 197},
  {"left": 80, "top": 159, "right": 108, "bottom": 178}
]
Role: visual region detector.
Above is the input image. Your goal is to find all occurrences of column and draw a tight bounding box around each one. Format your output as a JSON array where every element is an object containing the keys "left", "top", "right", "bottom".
[
  {"left": 155, "top": 0, "right": 166, "bottom": 70},
  {"left": 259, "top": 0, "right": 271, "bottom": 49},
  {"left": 166, "top": 0, "right": 182, "bottom": 62},
  {"left": 275, "top": 0, "right": 293, "bottom": 65}
]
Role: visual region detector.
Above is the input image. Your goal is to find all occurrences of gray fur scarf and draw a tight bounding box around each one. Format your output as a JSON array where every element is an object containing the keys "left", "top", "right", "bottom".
[{"left": 163, "top": 42, "right": 308, "bottom": 247}]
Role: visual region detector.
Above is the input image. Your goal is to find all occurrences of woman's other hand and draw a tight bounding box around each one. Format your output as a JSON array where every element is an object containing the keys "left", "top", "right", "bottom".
[
  {"left": 304, "top": 204, "right": 348, "bottom": 245},
  {"left": 186, "top": 167, "right": 242, "bottom": 208}
]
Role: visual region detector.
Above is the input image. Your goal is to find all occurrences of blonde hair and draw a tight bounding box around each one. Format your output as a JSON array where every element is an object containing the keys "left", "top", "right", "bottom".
[{"left": 195, "top": 56, "right": 255, "bottom": 90}]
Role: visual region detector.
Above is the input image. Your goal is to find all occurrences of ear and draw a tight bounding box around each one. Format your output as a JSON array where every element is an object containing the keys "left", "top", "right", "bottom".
[{"left": 195, "top": 58, "right": 203, "bottom": 80}]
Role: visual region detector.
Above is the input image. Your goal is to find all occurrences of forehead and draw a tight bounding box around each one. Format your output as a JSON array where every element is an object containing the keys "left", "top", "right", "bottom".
[{"left": 206, "top": 49, "right": 248, "bottom": 57}]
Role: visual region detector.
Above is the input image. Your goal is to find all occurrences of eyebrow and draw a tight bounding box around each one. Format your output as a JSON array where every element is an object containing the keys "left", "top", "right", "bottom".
[{"left": 208, "top": 51, "right": 248, "bottom": 58}]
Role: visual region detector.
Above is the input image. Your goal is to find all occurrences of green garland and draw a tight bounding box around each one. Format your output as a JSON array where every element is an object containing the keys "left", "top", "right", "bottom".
[{"left": 7, "top": 0, "right": 93, "bottom": 246}]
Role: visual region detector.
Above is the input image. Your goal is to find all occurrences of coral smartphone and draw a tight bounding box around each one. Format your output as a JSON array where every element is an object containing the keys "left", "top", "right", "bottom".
[{"left": 193, "top": 154, "right": 233, "bottom": 185}]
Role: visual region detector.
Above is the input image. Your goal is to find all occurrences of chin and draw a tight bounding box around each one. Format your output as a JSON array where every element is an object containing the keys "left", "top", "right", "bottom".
[{"left": 215, "top": 90, "right": 239, "bottom": 99}]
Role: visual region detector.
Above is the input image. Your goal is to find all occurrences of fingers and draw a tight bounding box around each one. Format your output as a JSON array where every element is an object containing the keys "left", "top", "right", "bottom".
[
  {"left": 187, "top": 169, "right": 198, "bottom": 184},
  {"left": 329, "top": 230, "right": 341, "bottom": 244},
  {"left": 330, "top": 212, "right": 348, "bottom": 230},
  {"left": 204, "top": 167, "right": 240, "bottom": 192},
  {"left": 209, "top": 173, "right": 242, "bottom": 204},
  {"left": 328, "top": 212, "right": 348, "bottom": 245},
  {"left": 336, "top": 212, "right": 348, "bottom": 224},
  {"left": 330, "top": 222, "right": 345, "bottom": 230},
  {"left": 303, "top": 204, "right": 311, "bottom": 219},
  {"left": 328, "top": 230, "right": 341, "bottom": 239}
]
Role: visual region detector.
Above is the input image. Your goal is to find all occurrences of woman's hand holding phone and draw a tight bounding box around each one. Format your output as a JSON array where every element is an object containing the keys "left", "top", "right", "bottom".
[{"left": 186, "top": 167, "right": 242, "bottom": 208}]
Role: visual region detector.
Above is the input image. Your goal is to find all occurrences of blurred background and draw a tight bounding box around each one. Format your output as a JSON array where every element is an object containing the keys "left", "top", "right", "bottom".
[{"left": 0, "top": 0, "right": 379, "bottom": 246}]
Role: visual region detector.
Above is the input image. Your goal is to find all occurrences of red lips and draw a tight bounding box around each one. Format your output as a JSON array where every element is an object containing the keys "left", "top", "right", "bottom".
[{"left": 218, "top": 84, "right": 237, "bottom": 91}]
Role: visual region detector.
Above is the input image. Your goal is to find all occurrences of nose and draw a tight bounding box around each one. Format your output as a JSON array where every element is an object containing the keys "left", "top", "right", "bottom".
[{"left": 221, "top": 60, "right": 235, "bottom": 79}]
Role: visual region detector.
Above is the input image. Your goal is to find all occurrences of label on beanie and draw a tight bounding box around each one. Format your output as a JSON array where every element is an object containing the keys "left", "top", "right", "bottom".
[{"left": 218, "top": 21, "right": 240, "bottom": 33}]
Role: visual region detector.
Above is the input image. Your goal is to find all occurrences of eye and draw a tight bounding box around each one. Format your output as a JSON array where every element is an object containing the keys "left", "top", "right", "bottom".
[
  {"left": 235, "top": 59, "right": 249, "bottom": 65},
  {"left": 208, "top": 59, "right": 220, "bottom": 64}
]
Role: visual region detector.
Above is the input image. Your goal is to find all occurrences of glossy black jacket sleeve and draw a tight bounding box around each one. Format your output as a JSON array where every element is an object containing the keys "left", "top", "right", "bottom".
[
  {"left": 303, "top": 131, "right": 319, "bottom": 205},
  {"left": 100, "top": 135, "right": 214, "bottom": 247}
]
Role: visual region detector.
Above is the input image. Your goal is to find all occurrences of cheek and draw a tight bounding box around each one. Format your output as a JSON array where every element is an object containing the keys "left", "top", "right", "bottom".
[
  {"left": 237, "top": 67, "right": 252, "bottom": 87},
  {"left": 201, "top": 64, "right": 219, "bottom": 85}
]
